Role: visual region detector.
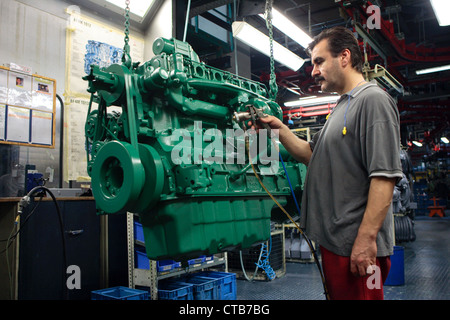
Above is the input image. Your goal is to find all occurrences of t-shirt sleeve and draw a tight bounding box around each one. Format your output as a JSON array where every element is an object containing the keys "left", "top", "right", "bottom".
[
  {"left": 360, "top": 91, "right": 403, "bottom": 180},
  {"left": 309, "top": 129, "right": 322, "bottom": 152}
]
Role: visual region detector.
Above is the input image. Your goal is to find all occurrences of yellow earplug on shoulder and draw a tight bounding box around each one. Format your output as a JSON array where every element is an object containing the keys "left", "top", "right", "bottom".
[{"left": 342, "top": 126, "right": 347, "bottom": 136}]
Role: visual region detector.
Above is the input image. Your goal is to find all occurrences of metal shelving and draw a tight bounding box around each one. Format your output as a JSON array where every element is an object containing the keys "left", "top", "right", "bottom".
[{"left": 126, "top": 213, "right": 228, "bottom": 300}]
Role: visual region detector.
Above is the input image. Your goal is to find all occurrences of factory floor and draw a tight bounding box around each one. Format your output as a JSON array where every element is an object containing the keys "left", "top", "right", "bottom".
[{"left": 235, "top": 216, "right": 450, "bottom": 300}]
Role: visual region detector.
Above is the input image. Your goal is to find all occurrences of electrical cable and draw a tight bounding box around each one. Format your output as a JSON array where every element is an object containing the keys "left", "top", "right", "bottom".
[
  {"left": 239, "top": 223, "right": 274, "bottom": 281},
  {"left": 255, "top": 236, "right": 276, "bottom": 280},
  {"left": 240, "top": 235, "right": 276, "bottom": 281},
  {"left": 279, "top": 153, "right": 301, "bottom": 216},
  {"left": 6, "top": 221, "right": 16, "bottom": 300},
  {"left": 0, "top": 196, "right": 42, "bottom": 245},
  {"left": 239, "top": 246, "right": 263, "bottom": 282},
  {"left": 278, "top": 153, "right": 329, "bottom": 299},
  {"left": 2, "top": 196, "right": 44, "bottom": 248},
  {"left": 245, "top": 134, "right": 330, "bottom": 300},
  {"left": 4, "top": 186, "right": 69, "bottom": 300},
  {"left": 254, "top": 0, "right": 329, "bottom": 298},
  {"left": 4, "top": 194, "right": 44, "bottom": 299}
]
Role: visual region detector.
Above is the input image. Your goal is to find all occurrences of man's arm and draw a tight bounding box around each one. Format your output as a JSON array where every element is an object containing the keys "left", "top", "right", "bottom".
[
  {"left": 350, "top": 176, "right": 396, "bottom": 277},
  {"left": 258, "top": 116, "right": 312, "bottom": 165}
]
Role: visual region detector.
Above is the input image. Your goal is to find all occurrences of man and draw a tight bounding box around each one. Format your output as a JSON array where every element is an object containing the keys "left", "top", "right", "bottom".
[{"left": 258, "top": 26, "right": 402, "bottom": 299}]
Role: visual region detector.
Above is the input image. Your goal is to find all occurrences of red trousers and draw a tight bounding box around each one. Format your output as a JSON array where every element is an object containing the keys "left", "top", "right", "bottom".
[{"left": 320, "top": 246, "right": 391, "bottom": 300}]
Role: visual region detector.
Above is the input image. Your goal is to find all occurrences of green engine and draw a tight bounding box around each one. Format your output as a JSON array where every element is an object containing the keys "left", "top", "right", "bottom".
[{"left": 83, "top": 37, "right": 306, "bottom": 260}]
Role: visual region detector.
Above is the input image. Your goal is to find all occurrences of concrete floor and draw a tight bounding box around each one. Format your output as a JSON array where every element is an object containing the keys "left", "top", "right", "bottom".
[{"left": 235, "top": 217, "right": 450, "bottom": 300}]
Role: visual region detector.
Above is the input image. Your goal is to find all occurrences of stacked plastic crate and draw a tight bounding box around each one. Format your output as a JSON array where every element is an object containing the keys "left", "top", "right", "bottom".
[
  {"left": 134, "top": 220, "right": 237, "bottom": 300},
  {"left": 158, "top": 271, "right": 236, "bottom": 300},
  {"left": 91, "top": 286, "right": 149, "bottom": 300}
]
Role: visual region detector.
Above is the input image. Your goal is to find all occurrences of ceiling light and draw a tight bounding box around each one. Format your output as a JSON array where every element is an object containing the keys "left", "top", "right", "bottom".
[
  {"left": 259, "top": 8, "right": 313, "bottom": 48},
  {"left": 298, "top": 95, "right": 317, "bottom": 100},
  {"left": 105, "top": 0, "right": 154, "bottom": 18},
  {"left": 412, "top": 141, "right": 423, "bottom": 147},
  {"left": 416, "top": 64, "right": 450, "bottom": 75},
  {"left": 441, "top": 137, "right": 449, "bottom": 144},
  {"left": 430, "top": 0, "right": 450, "bottom": 26},
  {"left": 284, "top": 95, "right": 339, "bottom": 107},
  {"left": 232, "top": 21, "right": 305, "bottom": 71},
  {"left": 285, "top": 87, "right": 301, "bottom": 95}
]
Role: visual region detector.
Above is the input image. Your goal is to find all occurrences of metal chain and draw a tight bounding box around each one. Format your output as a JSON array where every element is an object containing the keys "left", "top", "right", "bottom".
[
  {"left": 122, "top": 0, "right": 131, "bottom": 67},
  {"left": 265, "top": 0, "right": 278, "bottom": 100},
  {"left": 124, "top": 0, "right": 130, "bottom": 48}
]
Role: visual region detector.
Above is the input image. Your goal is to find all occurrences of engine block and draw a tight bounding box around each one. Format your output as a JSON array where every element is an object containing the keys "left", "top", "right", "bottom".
[{"left": 83, "top": 37, "right": 306, "bottom": 260}]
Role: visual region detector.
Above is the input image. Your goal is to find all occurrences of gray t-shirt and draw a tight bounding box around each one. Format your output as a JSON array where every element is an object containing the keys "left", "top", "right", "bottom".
[{"left": 299, "top": 81, "right": 402, "bottom": 257}]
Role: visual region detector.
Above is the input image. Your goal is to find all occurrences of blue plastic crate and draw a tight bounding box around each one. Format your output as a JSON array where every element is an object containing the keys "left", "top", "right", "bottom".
[
  {"left": 135, "top": 248, "right": 150, "bottom": 269},
  {"left": 135, "top": 250, "right": 182, "bottom": 272},
  {"left": 91, "top": 286, "right": 148, "bottom": 300},
  {"left": 171, "top": 276, "right": 218, "bottom": 300},
  {"left": 134, "top": 221, "right": 145, "bottom": 243},
  {"left": 194, "top": 271, "right": 237, "bottom": 300},
  {"left": 157, "top": 260, "right": 182, "bottom": 272},
  {"left": 158, "top": 282, "right": 194, "bottom": 300},
  {"left": 188, "top": 256, "right": 206, "bottom": 266}
]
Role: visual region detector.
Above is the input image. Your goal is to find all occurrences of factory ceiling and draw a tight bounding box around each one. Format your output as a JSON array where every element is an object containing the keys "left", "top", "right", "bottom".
[
  {"left": 187, "top": 0, "right": 450, "bottom": 148},
  {"left": 73, "top": 0, "right": 450, "bottom": 148}
]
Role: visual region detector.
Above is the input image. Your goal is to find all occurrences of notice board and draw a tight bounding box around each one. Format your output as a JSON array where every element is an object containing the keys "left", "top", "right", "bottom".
[
  {"left": 0, "top": 65, "right": 56, "bottom": 148},
  {"left": 63, "top": 10, "right": 144, "bottom": 181}
]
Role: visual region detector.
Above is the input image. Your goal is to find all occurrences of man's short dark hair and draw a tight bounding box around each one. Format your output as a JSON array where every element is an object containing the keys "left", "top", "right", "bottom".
[{"left": 307, "top": 26, "right": 363, "bottom": 73}]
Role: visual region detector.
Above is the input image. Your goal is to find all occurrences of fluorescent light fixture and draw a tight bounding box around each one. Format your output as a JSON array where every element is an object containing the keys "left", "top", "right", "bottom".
[
  {"left": 298, "top": 95, "right": 317, "bottom": 100},
  {"left": 412, "top": 141, "right": 423, "bottom": 147},
  {"left": 441, "top": 137, "right": 449, "bottom": 144},
  {"left": 286, "top": 87, "right": 301, "bottom": 95},
  {"left": 259, "top": 8, "right": 313, "bottom": 48},
  {"left": 430, "top": 0, "right": 450, "bottom": 26},
  {"left": 416, "top": 64, "right": 450, "bottom": 75},
  {"left": 105, "top": 0, "right": 154, "bottom": 17},
  {"left": 284, "top": 95, "right": 339, "bottom": 107},
  {"left": 232, "top": 21, "right": 305, "bottom": 71}
]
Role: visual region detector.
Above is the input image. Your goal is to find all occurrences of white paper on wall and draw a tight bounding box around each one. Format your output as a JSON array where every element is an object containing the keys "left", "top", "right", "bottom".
[
  {"left": 31, "top": 110, "right": 53, "bottom": 145},
  {"left": 32, "top": 77, "right": 54, "bottom": 111},
  {"left": 0, "top": 69, "right": 8, "bottom": 104},
  {"left": 7, "top": 71, "right": 32, "bottom": 108},
  {"left": 6, "top": 106, "right": 30, "bottom": 143}
]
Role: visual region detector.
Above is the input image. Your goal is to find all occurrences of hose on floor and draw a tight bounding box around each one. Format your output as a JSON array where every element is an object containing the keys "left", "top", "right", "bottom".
[{"left": 245, "top": 135, "right": 330, "bottom": 300}]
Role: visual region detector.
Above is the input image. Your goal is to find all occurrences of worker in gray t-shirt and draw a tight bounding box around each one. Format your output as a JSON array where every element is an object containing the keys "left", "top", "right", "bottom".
[{"left": 257, "top": 26, "right": 402, "bottom": 300}]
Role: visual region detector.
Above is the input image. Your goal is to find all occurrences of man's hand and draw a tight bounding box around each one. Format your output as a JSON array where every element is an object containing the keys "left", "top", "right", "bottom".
[
  {"left": 248, "top": 114, "right": 284, "bottom": 131},
  {"left": 350, "top": 234, "right": 377, "bottom": 277},
  {"left": 249, "top": 115, "right": 312, "bottom": 165},
  {"left": 350, "top": 176, "right": 396, "bottom": 277}
]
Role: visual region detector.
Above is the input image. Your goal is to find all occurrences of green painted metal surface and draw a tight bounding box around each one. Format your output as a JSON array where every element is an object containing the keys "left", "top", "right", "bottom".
[{"left": 83, "top": 37, "right": 306, "bottom": 260}]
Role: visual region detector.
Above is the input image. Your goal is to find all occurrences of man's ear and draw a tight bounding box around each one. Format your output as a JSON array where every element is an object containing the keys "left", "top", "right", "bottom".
[{"left": 340, "top": 49, "right": 351, "bottom": 68}]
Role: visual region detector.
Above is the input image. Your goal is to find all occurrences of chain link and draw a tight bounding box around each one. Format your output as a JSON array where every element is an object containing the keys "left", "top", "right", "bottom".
[
  {"left": 122, "top": 0, "right": 131, "bottom": 67},
  {"left": 265, "top": 0, "right": 278, "bottom": 100},
  {"left": 124, "top": 0, "right": 130, "bottom": 47}
]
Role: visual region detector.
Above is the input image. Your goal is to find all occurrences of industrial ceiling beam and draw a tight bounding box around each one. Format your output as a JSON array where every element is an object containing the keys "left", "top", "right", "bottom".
[{"left": 190, "top": 0, "right": 234, "bottom": 18}]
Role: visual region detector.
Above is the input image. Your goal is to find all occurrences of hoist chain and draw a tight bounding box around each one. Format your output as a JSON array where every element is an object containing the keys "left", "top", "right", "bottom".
[
  {"left": 124, "top": 0, "right": 130, "bottom": 47},
  {"left": 122, "top": 0, "right": 132, "bottom": 68},
  {"left": 265, "top": 0, "right": 278, "bottom": 100}
]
